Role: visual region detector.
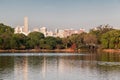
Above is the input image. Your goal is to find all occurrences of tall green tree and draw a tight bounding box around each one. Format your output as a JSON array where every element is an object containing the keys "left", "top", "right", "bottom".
[
  {"left": 62, "top": 37, "right": 70, "bottom": 49},
  {"left": 44, "top": 36, "right": 58, "bottom": 49},
  {"left": 84, "top": 33, "right": 98, "bottom": 49},
  {"left": 0, "top": 32, "right": 12, "bottom": 49},
  {"left": 101, "top": 30, "right": 120, "bottom": 49},
  {"left": 55, "top": 37, "right": 63, "bottom": 49},
  {"left": 69, "top": 34, "right": 78, "bottom": 50},
  {"left": 27, "top": 31, "right": 45, "bottom": 49},
  {"left": 0, "top": 23, "right": 14, "bottom": 35},
  {"left": 90, "top": 24, "right": 114, "bottom": 44},
  {"left": 10, "top": 33, "right": 27, "bottom": 49}
]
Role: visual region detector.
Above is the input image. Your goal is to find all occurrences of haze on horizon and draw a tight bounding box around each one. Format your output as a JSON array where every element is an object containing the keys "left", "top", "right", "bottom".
[{"left": 0, "top": 0, "right": 120, "bottom": 31}]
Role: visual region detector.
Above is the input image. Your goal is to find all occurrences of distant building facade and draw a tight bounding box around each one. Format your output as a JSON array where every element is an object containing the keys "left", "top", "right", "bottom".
[
  {"left": 15, "top": 17, "right": 85, "bottom": 37},
  {"left": 32, "top": 27, "right": 85, "bottom": 38}
]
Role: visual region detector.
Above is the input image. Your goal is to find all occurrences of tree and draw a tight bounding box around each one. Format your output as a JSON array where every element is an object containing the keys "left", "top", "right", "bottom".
[
  {"left": 55, "top": 37, "right": 63, "bottom": 49},
  {"left": 76, "top": 32, "right": 87, "bottom": 49},
  {"left": 90, "top": 24, "right": 114, "bottom": 44},
  {"left": 62, "top": 37, "right": 70, "bottom": 49},
  {"left": 69, "top": 34, "right": 78, "bottom": 50},
  {"left": 39, "top": 39, "right": 44, "bottom": 48},
  {"left": 0, "top": 23, "right": 14, "bottom": 49},
  {"left": 84, "top": 33, "right": 98, "bottom": 49},
  {"left": 10, "top": 33, "right": 27, "bottom": 49},
  {"left": 0, "top": 33, "right": 12, "bottom": 49},
  {"left": 0, "top": 38, "right": 3, "bottom": 49},
  {"left": 44, "top": 36, "right": 57, "bottom": 50},
  {"left": 27, "top": 31, "right": 45, "bottom": 49},
  {"left": 0, "top": 23, "right": 14, "bottom": 35},
  {"left": 101, "top": 30, "right": 120, "bottom": 49}
]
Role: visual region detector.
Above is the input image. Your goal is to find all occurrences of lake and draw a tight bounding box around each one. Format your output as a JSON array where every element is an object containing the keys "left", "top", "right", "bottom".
[{"left": 0, "top": 52, "right": 120, "bottom": 80}]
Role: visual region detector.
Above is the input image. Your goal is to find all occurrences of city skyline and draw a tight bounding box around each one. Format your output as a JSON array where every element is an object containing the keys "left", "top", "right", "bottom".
[
  {"left": 1, "top": 0, "right": 120, "bottom": 31},
  {"left": 15, "top": 17, "right": 85, "bottom": 38}
]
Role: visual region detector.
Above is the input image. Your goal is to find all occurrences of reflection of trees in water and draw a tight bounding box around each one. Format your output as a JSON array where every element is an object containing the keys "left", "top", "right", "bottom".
[
  {"left": 0, "top": 56, "right": 14, "bottom": 79},
  {"left": 97, "top": 52, "right": 120, "bottom": 62},
  {"left": 0, "top": 56, "right": 14, "bottom": 69},
  {"left": 57, "top": 52, "right": 120, "bottom": 71},
  {"left": 1, "top": 52, "right": 120, "bottom": 80}
]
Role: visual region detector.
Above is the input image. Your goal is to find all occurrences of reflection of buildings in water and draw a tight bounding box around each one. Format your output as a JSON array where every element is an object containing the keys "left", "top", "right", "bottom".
[
  {"left": 14, "top": 57, "right": 20, "bottom": 80},
  {"left": 40, "top": 56, "right": 72, "bottom": 77},
  {"left": 58, "top": 57, "right": 65, "bottom": 73},
  {"left": 41, "top": 56, "right": 47, "bottom": 79},
  {"left": 58, "top": 57, "right": 76, "bottom": 74},
  {"left": 23, "top": 57, "right": 28, "bottom": 80},
  {"left": 14, "top": 57, "right": 28, "bottom": 80}
]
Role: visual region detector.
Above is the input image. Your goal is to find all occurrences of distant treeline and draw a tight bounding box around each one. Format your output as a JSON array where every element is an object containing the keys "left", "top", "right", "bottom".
[{"left": 0, "top": 23, "right": 120, "bottom": 50}]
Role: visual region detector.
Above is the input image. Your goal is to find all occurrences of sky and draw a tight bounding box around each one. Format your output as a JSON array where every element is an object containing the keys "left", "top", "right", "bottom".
[{"left": 0, "top": 0, "right": 120, "bottom": 31}]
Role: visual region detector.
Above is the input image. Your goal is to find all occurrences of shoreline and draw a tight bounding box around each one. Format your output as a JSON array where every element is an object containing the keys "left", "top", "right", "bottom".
[
  {"left": 0, "top": 48, "right": 76, "bottom": 53},
  {"left": 102, "top": 49, "right": 120, "bottom": 53},
  {"left": 0, "top": 49, "right": 120, "bottom": 53}
]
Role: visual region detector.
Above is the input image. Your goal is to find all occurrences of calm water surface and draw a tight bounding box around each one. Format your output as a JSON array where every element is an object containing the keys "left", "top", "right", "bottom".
[{"left": 0, "top": 52, "right": 120, "bottom": 80}]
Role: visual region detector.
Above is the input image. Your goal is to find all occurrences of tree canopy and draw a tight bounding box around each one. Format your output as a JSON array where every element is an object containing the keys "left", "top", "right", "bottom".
[
  {"left": 101, "top": 30, "right": 120, "bottom": 49},
  {"left": 0, "top": 23, "right": 119, "bottom": 50}
]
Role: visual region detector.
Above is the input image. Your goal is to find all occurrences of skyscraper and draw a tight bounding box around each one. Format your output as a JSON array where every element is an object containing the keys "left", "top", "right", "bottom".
[{"left": 23, "top": 17, "right": 28, "bottom": 34}]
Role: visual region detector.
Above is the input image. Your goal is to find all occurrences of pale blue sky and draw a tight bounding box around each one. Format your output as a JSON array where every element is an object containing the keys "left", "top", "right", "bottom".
[{"left": 0, "top": 0, "right": 120, "bottom": 31}]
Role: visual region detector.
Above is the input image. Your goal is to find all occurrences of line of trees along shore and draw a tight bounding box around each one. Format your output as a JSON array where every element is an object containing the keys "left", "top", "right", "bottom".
[{"left": 0, "top": 23, "right": 120, "bottom": 50}]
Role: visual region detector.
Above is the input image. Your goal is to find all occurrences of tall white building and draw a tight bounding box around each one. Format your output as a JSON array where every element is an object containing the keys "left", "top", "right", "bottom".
[
  {"left": 23, "top": 17, "right": 29, "bottom": 34},
  {"left": 14, "top": 17, "right": 29, "bottom": 35}
]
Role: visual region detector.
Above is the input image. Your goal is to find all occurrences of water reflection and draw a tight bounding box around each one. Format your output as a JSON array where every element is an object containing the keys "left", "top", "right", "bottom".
[
  {"left": 42, "top": 57, "right": 47, "bottom": 79},
  {"left": 0, "top": 52, "right": 120, "bottom": 80},
  {"left": 14, "top": 56, "right": 28, "bottom": 80}
]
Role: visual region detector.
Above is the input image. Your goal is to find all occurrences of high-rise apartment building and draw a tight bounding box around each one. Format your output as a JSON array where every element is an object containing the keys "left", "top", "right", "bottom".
[
  {"left": 23, "top": 17, "right": 28, "bottom": 34},
  {"left": 14, "top": 17, "right": 29, "bottom": 35}
]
